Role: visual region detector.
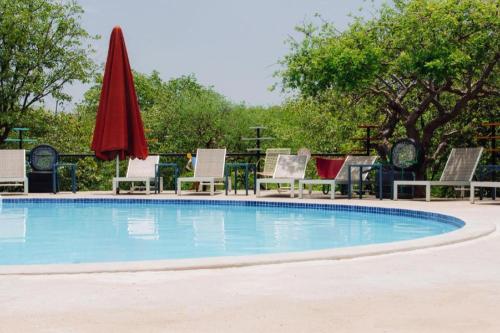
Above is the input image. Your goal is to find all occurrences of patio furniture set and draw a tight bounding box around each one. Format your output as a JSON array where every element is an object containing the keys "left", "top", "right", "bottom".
[
  {"left": 0, "top": 147, "right": 498, "bottom": 203},
  {"left": 0, "top": 146, "right": 77, "bottom": 195}
]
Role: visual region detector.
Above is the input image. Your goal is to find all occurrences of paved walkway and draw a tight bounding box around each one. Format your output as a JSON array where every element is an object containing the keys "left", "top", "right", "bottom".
[{"left": 0, "top": 193, "right": 499, "bottom": 332}]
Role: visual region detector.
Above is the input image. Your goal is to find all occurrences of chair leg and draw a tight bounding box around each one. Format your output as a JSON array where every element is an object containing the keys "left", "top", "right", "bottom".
[
  {"left": 470, "top": 184, "right": 475, "bottom": 203},
  {"left": 146, "top": 181, "right": 150, "bottom": 195},
  {"left": 210, "top": 181, "right": 215, "bottom": 196},
  {"left": 393, "top": 183, "right": 398, "bottom": 200},
  {"left": 426, "top": 185, "right": 431, "bottom": 202},
  {"left": 52, "top": 173, "right": 57, "bottom": 194},
  {"left": 177, "top": 180, "right": 182, "bottom": 196},
  {"left": 290, "top": 180, "right": 294, "bottom": 198},
  {"left": 257, "top": 181, "right": 261, "bottom": 197},
  {"left": 298, "top": 182, "right": 304, "bottom": 199},
  {"left": 331, "top": 182, "right": 335, "bottom": 200},
  {"left": 112, "top": 180, "right": 117, "bottom": 195},
  {"left": 24, "top": 179, "right": 28, "bottom": 195}
]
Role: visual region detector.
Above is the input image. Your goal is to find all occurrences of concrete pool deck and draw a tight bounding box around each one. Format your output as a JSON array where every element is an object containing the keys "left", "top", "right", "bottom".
[{"left": 0, "top": 191, "right": 499, "bottom": 332}]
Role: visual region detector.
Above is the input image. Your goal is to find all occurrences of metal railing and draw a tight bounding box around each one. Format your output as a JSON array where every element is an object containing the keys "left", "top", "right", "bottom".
[
  {"left": 55, "top": 152, "right": 355, "bottom": 170},
  {"left": 57, "top": 152, "right": 351, "bottom": 159}
]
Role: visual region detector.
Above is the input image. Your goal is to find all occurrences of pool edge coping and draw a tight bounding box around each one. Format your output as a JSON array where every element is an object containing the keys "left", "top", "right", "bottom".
[{"left": 0, "top": 197, "right": 495, "bottom": 275}]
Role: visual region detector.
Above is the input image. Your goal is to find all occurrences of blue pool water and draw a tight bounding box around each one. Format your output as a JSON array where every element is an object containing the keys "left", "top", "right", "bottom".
[{"left": 0, "top": 200, "right": 462, "bottom": 265}]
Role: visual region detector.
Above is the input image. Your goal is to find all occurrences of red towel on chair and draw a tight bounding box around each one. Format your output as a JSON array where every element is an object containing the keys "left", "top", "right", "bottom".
[{"left": 315, "top": 157, "right": 345, "bottom": 179}]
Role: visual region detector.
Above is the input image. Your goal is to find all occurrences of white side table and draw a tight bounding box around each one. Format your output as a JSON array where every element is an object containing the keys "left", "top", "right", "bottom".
[{"left": 299, "top": 179, "right": 336, "bottom": 199}]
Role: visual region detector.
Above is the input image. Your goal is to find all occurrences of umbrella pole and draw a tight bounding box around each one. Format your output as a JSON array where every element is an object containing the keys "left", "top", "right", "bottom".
[{"left": 116, "top": 155, "right": 120, "bottom": 178}]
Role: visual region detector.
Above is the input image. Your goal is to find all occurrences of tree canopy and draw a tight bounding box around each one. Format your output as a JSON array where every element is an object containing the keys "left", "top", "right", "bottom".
[
  {"left": 279, "top": 0, "right": 499, "bottom": 178},
  {"left": 0, "top": 0, "right": 96, "bottom": 143}
]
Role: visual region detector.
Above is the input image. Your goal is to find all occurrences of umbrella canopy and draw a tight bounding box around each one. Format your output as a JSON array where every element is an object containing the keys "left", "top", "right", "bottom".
[{"left": 91, "top": 26, "right": 148, "bottom": 162}]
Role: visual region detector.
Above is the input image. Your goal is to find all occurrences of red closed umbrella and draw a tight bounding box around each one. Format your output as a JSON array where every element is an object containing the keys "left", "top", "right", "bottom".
[{"left": 91, "top": 26, "right": 148, "bottom": 176}]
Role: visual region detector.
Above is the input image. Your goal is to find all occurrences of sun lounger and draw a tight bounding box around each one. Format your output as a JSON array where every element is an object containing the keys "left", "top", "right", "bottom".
[
  {"left": 177, "top": 149, "right": 228, "bottom": 196},
  {"left": 257, "top": 148, "right": 291, "bottom": 178},
  {"left": 394, "top": 147, "right": 483, "bottom": 201},
  {"left": 256, "top": 154, "right": 308, "bottom": 198},
  {"left": 112, "top": 155, "right": 161, "bottom": 195},
  {"left": 299, "top": 155, "right": 378, "bottom": 199},
  {"left": 0, "top": 150, "right": 28, "bottom": 194},
  {"left": 470, "top": 181, "right": 499, "bottom": 203}
]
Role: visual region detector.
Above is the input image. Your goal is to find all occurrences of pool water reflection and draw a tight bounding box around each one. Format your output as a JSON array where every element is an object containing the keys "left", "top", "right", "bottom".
[{"left": 0, "top": 201, "right": 460, "bottom": 265}]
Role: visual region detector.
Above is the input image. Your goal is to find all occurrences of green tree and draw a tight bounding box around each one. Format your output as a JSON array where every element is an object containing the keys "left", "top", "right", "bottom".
[
  {"left": 142, "top": 75, "right": 249, "bottom": 153},
  {"left": 74, "top": 72, "right": 267, "bottom": 175},
  {"left": 279, "top": 0, "right": 499, "bottom": 179},
  {"left": 0, "top": 0, "right": 97, "bottom": 143}
]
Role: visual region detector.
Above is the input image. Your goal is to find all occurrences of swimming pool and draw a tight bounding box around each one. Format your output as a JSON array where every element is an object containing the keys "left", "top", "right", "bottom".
[{"left": 0, "top": 199, "right": 463, "bottom": 265}]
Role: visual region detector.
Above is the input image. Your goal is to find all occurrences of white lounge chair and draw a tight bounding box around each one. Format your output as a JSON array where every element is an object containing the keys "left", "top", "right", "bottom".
[
  {"left": 177, "top": 149, "right": 228, "bottom": 196},
  {"left": 394, "top": 147, "right": 483, "bottom": 201},
  {"left": 257, "top": 148, "right": 291, "bottom": 177},
  {"left": 0, "top": 150, "right": 28, "bottom": 194},
  {"left": 256, "top": 154, "right": 308, "bottom": 198},
  {"left": 299, "top": 155, "right": 378, "bottom": 199},
  {"left": 470, "top": 181, "right": 500, "bottom": 203},
  {"left": 112, "top": 155, "right": 162, "bottom": 195}
]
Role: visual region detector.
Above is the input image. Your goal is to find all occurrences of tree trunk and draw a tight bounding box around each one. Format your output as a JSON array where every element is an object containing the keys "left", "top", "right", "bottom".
[
  {"left": 414, "top": 159, "right": 428, "bottom": 181},
  {"left": 0, "top": 125, "right": 11, "bottom": 145}
]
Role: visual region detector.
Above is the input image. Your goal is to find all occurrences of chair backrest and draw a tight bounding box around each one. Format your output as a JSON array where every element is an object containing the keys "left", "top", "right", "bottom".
[
  {"left": 273, "top": 154, "right": 308, "bottom": 179},
  {"left": 335, "top": 155, "right": 378, "bottom": 182},
  {"left": 126, "top": 155, "right": 159, "bottom": 178},
  {"left": 297, "top": 147, "right": 311, "bottom": 160},
  {"left": 29, "top": 145, "right": 58, "bottom": 172},
  {"left": 262, "top": 148, "right": 291, "bottom": 175},
  {"left": 194, "top": 149, "right": 226, "bottom": 178},
  {"left": 0, "top": 150, "right": 26, "bottom": 179},
  {"left": 439, "top": 147, "right": 483, "bottom": 182}
]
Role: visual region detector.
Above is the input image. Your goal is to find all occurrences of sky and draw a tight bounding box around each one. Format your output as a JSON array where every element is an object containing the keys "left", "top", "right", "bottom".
[{"left": 55, "top": 0, "right": 384, "bottom": 111}]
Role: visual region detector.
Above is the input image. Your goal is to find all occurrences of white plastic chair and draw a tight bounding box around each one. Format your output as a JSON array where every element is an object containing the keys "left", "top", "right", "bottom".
[
  {"left": 0, "top": 150, "right": 28, "bottom": 194},
  {"left": 256, "top": 154, "right": 308, "bottom": 198},
  {"left": 112, "top": 155, "right": 161, "bottom": 195},
  {"left": 257, "top": 148, "right": 292, "bottom": 178},
  {"left": 177, "top": 149, "right": 229, "bottom": 196}
]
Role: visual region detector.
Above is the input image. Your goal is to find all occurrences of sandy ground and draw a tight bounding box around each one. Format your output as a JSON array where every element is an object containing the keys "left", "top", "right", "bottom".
[{"left": 0, "top": 193, "right": 499, "bottom": 332}]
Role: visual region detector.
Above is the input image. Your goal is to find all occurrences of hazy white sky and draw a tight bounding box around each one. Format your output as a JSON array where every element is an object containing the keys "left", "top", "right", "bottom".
[{"left": 56, "top": 0, "right": 384, "bottom": 110}]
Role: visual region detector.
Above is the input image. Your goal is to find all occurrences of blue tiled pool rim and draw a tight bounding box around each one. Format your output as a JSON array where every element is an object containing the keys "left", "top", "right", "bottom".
[{"left": 0, "top": 198, "right": 465, "bottom": 228}]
